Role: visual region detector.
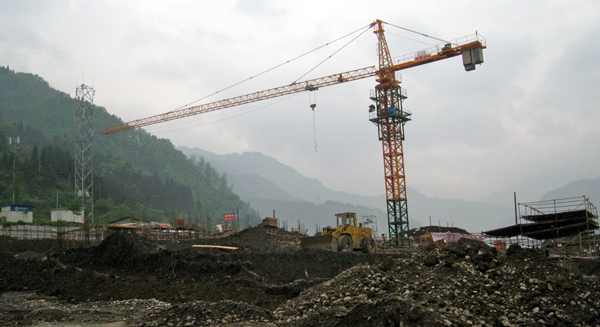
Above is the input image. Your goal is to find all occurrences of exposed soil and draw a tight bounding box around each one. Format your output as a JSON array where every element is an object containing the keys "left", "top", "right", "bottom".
[{"left": 1, "top": 226, "right": 600, "bottom": 326}]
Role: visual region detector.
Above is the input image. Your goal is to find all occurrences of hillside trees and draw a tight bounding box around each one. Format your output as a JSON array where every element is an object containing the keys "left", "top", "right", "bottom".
[
  {"left": 0, "top": 120, "right": 259, "bottom": 227},
  {"left": 0, "top": 66, "right": 260, "bottom": 227}
]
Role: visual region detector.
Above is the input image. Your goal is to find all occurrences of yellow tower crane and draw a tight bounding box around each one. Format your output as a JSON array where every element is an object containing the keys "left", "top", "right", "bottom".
[{"left": 102, "top": 19, "right": 486, "bottom": 246}]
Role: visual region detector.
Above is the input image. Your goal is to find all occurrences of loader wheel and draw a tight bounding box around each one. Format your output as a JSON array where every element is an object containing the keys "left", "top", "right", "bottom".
[
  {"left": 338, "top": 235, "right": 353, "bottom": 252},
  {"left": 361, "top": 237, "right": 377, "bottom": 253}
]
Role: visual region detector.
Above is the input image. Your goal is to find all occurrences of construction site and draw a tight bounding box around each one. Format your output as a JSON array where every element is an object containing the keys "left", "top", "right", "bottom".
[
  {"left": 2, "top": 18, "right": 600, "bottom": 326},
  {"left": 1, "top": 211, "right": 600, "bottom": 326}
]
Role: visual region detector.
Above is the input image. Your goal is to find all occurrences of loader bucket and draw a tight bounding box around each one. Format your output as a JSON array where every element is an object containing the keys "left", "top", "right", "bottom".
[{"left": 300, "top": 235, "right": 337, "bottom": 251}]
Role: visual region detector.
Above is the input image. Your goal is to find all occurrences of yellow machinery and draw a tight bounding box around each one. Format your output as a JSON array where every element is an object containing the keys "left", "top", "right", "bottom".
[{"left": 301, "top": 213, "right": 377, "bottom": 253}]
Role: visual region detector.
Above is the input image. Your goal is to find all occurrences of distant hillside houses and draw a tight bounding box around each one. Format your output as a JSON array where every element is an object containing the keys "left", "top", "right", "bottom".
[{"left": 0, "top": 204, "right": 34, "bottom": 223}]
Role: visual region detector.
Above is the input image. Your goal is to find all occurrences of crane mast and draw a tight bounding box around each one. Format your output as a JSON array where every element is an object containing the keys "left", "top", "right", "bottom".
[
  {"left": 370, "top": 20, "right": 411, "bottom": 245},
  {"left": 102, "top": 20, "right": 485, "bottom": 246}
]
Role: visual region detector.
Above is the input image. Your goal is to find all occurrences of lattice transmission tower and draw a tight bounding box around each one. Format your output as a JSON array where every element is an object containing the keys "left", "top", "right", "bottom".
[{"left": 74, "top": 84, "right": 95, "bottom": 225}]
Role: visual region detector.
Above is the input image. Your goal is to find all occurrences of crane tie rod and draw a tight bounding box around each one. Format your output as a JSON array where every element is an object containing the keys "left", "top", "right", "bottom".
[
  {"left": 384, "top": 22, "right": 452, "bottom": 45},
  {"left": 293, "top": 24, "right": 372, "bottom": 83},
  {"left": 171, "top": 23, "right": 374, "bottom": 112}
]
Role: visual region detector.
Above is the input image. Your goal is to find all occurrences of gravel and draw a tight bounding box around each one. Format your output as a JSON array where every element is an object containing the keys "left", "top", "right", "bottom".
[
  {"left": 272, "top": 243, "right": 600, "bottom": 326},
  {"left": 2, "top": 230, "right": 600, "bottom": 326}
]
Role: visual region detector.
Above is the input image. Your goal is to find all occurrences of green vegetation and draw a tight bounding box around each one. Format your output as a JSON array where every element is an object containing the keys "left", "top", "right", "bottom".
[{"left": 0, "top": 66, "right": 260, "bottom": 228}]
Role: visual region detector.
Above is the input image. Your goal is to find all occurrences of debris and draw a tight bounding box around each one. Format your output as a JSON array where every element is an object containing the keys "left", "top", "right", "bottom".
[
  {"left": 192, "top": 245, "right": 238, "bottom": 250},
  {"left": 1, "top": 227, "right": 599, "bottom": 326}
]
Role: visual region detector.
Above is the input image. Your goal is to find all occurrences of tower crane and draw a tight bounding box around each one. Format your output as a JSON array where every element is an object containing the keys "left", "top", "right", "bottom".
[{"left": 102, "top": 19, "right": 486, "bottom": 245}]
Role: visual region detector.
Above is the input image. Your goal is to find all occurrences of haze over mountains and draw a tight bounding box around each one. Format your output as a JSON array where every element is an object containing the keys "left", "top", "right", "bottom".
[
  {"left": 2, "top": 65, "right": 597, "bottom": 234},
  {"left": 179, "top": 146, "right": 600, "bottom": 234}
]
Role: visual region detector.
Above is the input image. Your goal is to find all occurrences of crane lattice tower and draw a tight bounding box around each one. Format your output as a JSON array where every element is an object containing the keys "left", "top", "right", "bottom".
[{"left": 369, "top": 20, "right": 412, "bottom": 246}]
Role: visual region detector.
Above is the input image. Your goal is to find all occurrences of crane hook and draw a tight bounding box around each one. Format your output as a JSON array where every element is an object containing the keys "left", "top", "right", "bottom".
[{"left": 308, "top": 90, "right": 317, "bottom": 110}]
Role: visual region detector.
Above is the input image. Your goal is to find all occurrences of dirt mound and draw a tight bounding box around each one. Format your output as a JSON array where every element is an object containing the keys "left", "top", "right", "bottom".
[
  {"left": 175, "top": 225, "right": 303, "bottom": 252},
  {"left": 3, "top": 231, "right": 600, "bottom": 326},
  {"left": 0, "top": 236, "right": 59, "bottom": 254},
  {"left": 1, "top": 230, "right": 395, "bottom": 316},
  {"left": 409, "top": 225, "right": 471, "bottom": 237},
  {"left": 274, "top": 242, "right": 600, "bottom": 326},
  {"left": 58, "top": 229, "right": 389, "bottom": 284},
  {"left": 94, "top": 230, "right": 158, "bottom": 254},
  {"left": 79, "top": 230, "right": 159, "bottom": 267},
  {"left": 567, "top": 257, "right": 600, "bottom": 276}
]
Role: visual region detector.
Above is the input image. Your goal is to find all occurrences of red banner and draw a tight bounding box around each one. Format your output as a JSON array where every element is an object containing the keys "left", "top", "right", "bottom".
[{"left": 223, "top": 213, "right": 236, "bottom": 221}]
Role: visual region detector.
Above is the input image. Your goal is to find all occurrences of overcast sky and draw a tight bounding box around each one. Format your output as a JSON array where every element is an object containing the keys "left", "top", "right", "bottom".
[{"left": 2, "top": 1, "right": 599, "bottom": 203}]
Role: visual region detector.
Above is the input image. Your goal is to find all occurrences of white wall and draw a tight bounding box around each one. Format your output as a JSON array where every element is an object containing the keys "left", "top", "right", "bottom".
[{"left": 51, "top": 209, "right": 84, "bottom": 224}]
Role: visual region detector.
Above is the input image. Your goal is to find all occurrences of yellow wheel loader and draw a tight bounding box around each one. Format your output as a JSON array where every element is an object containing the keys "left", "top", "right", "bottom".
[{"left": 300, "top": 212, "right": 377, "bottom": 253}]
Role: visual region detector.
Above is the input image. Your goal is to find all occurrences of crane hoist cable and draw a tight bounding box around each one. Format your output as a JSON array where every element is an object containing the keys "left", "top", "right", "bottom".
[
  {"left": 294, "top": 23, "right": 373, "bottom": 153},
  {"left": 312, "top": 107, "right": 318, "bottom": 152},
  {"left": 308, "top": 91, "right": 318, "bottom": 152}
]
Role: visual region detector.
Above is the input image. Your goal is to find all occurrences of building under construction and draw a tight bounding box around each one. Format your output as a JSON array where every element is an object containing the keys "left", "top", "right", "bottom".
[{"left": 483, "top": 196, "right": 599, "bottom": 257}]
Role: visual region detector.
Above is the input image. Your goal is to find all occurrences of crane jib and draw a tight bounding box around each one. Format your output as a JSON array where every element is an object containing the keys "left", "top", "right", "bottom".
[
  {"left": 101, "top": 66, "right": 379, "bottom": 134},
  {"left": 102, "top": 38, "right": 485, "bottom": 135}
]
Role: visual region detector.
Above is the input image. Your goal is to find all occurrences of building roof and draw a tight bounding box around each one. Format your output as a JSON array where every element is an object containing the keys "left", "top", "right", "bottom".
[
  {"left": 483, "top": 219, "right": 599, "bottom": 240},
  {"left": 484, "top": 196, "right": 599, "bottom": 240},
  {"left": 521, "top": 209, "right": 596, "bottom": 223},
  {"left": 1, "top": 204, "right": 35, "bottom": 208}
]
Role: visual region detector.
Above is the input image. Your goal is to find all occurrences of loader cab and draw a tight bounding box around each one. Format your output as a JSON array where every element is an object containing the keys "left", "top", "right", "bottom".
[{"left": 335, "top": 212, "right": 357, "bottom": 228}]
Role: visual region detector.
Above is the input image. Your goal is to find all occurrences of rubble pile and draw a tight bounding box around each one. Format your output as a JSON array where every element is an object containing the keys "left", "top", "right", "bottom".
[
  {"left": 0, "top": 292, "right": 171, "bottom": 327},
  {"left": 2, "top": 230, "right": 600, "bottom": 326},
  {"left": 127, "top": 300, "right": 275, "bottom": 327},
  {"left": 274, "top": 243, "right": 600, "bottom": 326}
]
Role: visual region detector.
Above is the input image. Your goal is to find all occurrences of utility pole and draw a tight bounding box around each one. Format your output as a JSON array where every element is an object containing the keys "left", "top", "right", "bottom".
[{"left": 9, "top": 136, "right": 19, "bottom": 203}]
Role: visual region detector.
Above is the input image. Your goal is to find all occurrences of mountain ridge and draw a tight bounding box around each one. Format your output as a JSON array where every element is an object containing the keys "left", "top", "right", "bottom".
[
  {"left": 541, "top": 176, "right": 600, "bottom": 203},
  {"left": 179, "top": 146, "right": 600, "bottom": 233},
  {"left": 178, "top": 146, "right": 530, "bottom": 233},
  {"left": 179, "top": 147, "right": 386, "bottom": 207}
]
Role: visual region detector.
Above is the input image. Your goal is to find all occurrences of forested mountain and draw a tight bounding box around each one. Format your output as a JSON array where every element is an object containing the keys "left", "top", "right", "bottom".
[{"left": 0, "top": 66, "right": 260, "bottom": 227}]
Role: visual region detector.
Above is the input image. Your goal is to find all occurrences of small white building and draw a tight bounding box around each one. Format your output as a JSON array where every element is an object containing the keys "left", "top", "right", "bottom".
[
  {"left": 51, "top": 209, "right": 85, "bottom": 224},
  {"left": 0, "top": 204, "right": 34, "bottom": 223}
]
